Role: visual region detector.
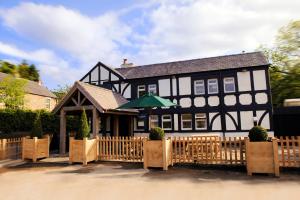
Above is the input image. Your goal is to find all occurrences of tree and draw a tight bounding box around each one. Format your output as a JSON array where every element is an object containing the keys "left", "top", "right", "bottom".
[
  {"left": 75, "top": 109, "right": 90, "bottom": 139},
  {"left": 18, "top": 61, "right": 40, "bottom": 82},
  {"left": 31, "top": 111, "right": 43, "bottom": 139},
  {"left": 259, "top": 20, "right": 300, "bottom": 106},
  {"left": 0, "top": 61, "right": 17, "bottom": 75},
  {"left": 51, "top": 84, "right": 71, "bottom": 102},
  {"left": 0, "top": 75, "right": 27, "bottom": 109}
]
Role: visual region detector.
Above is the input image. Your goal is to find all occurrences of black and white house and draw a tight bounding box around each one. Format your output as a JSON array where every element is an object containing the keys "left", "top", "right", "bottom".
[{"left": 80, "top": 52, "right": 272, "bottom": 137}]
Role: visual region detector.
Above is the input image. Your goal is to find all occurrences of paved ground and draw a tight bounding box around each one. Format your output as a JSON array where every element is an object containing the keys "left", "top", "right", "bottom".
[{"left": 0, "top": 158, "right": 300, "bottom": 200}]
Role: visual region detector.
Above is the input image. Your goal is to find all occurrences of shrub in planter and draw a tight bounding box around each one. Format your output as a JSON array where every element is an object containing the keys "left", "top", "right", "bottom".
[
  {"left": 143, "top": 127, "right": 172, "bottom": 170},
  {"left": 248, "top": 126, "right": 268, "bottom": 142},
  {"left": 69, "top": 109, "right": 98, "bottom": 165},
  {"left": 22, "top": 112, "right": 50, "bottom": 162},
  {"left": 246, "top": 126, "right": 279, "bottom": 176}
]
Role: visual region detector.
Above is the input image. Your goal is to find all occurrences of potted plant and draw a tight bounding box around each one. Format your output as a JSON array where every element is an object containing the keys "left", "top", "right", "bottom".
[
  {"left": 143, "top": 127, "right": 173, "bottom": 170},
  {"left": 69, "top": 109, "right": 98, "bottom": 165},
  {"left": 22, "top": 112, "right": 50, "bottom": 162},
  {"left": 245, "top": 126, "right": 279, "bottom": 176}
]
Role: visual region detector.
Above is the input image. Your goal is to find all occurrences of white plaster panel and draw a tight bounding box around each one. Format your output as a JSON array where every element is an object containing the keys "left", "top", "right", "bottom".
[
  {"left": 159, "top": 79, "right": 171, "bottom": 97},
  {"left": 180, "top": 98, "right": 191, "bottom": 108},
  {"left": 179, "top": 77, "right": 191, "bottom": 95},
  {"left": 226, "top": 112, "right": 237, "bottom": 131},
  {"left": 253, "top": 70, "right": 267, "bottom": 90},
  {"left": 111, "top": 73, "right": 119, "bottom": 81},
  {"left": 208, "top": 96, "right": 219, "bottom": 107},
  {"left": 121, "top": 84, "right": 131, "bottom": 98},
  {"left": 224, "top": 95, "right": 236, "bottom": 106},
  {"left": 256, "top": 110, "right": 270, "bottom": 129},
  {"left": 209, "top": 112, "right": 221, "bottom": 130},
  {"left": 91, "top": 68, "right": 98, "bottom": 81},
  {"left": 240, "top": 111, "right": 254, "bottom": 130},
  {"left": 239, "top": 94, "right": 252, "bottom": 105},
  {"left": 237, "top": 71, "right": 251, "bottom": 91},
  {"left": 113, "top": 84, "right": 119, "bottom": 92},
  {"left": 100, "top": 67, "right": 109, "bottom": 81},
  {"left": 172, "top": 78, "right": 177, "bottom": 96},
  {"left": 194, "top": 97, "right": 206, "bottom": 107},
  {"left": 174, "top": 114, "right": 178, "bottom": 131},
  {"left": 82, "top": 76, "right": 89, "bottom": 83},
  {"left": 255, "top": 93, "right": 268, "bottom": 104}
]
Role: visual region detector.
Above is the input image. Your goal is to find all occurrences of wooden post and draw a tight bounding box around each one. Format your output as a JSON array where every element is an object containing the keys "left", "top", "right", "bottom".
[
  {"left": 69, "top": 137, "right": 73, "bottom": 164},
  {"left": 2, "top": 139, "right": 7, "bottom": 160},
  {"left": 163, "top": 139, "right": 167, "bottom": 170},
  {"left": 113, "top": 116, "right": 119, "bottom": 137},
  {"left": 95, "top": 136, "right": 99, "bottom": 161},
  {"left": 33, "top": 137, "right": 38, "bottom": 162},
  {"left": 83, "top": 138, "right": 87, "bottom": 166},
  {"left": 60, "top": 109, "right": 66, "bottom": 155},
  {"left": 92, "top": 107, "right": 100, "bottom": 138},
  {"left": 245, "top": 138, "right": 251, "bottom": 176},
  {"left": 272, "top": 138, "right": 280, "bottom": 177}
]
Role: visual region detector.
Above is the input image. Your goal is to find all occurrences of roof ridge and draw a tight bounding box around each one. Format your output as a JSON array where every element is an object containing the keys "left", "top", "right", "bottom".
[
  {"left": 77, "top": 81, "right": 121, "bottom": 94},
  {"left": 115, "top": 51, "right": 264, "bottom": 70}
]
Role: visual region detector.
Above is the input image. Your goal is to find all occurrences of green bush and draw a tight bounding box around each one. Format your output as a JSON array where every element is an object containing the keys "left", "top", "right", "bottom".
[
  {"left": 75, "top": 109, "right": 90, "bottom": 140},
  {"left": 30, "top": 111, "right": 43, "bottom": 138},
  {"left": 149, "top": 127, "right": 165, "bottom": 140},
  {"left": 248, "top": 126, "right": 268, "bottom": 142}
]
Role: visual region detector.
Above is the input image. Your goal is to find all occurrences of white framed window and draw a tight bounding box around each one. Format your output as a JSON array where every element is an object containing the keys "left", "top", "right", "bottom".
[
  {"left": 162, "top": 115, "right": 172, "bottom": 130},
  {"left": 194, "top": 80, "right": 205, "bottom": 95},
  {"left": 149, "top": 115, "right": 159, "bottom": 129},
  {"left": 208, "top": 79, "right": 218, "bottom": 94},
  {"left": 181, "top": 114, "right": 192, "bottom": 130},
  {"left": 45, "top": 98, "right": 51, "bottom": 110},
  {"left": 148, "top": 84, "right": 157, "bottom": 95},
  {"left": 135, "top": 115, "right": 145, "bottom": 130},
  {"left": 137, "top": 85, "right": 146, "bottom": 97},
  {"left": 224, "top": 77, "right": 235, "bottom": 93},
  {"left": 195, "top": 113, "right": 207, "bottom": 130}
]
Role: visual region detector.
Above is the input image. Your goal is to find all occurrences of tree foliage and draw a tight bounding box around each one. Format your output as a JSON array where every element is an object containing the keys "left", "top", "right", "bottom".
[
  {"left": 30, "top": 111, "right": 43, "bottom": 139},
  {"left": 0, "top": 60, "right": 40, "bottom": 82},
  {"left": 259, "top": 20, "right": 300, "bottom": 107},
  {"left": 75, "top": 109, "right": 90, "bottom": 139},
  {"left": 0, "top": 75, "right": 27, "bottom": 109},
  {"left": 51, "top": 84, "right": 71, "bottom": 102}
]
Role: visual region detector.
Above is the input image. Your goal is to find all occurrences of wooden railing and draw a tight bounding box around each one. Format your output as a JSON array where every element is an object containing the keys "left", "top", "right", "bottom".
[
  {"left": 172, "top": 136, "right": 245, "bottom": 165},
  {"left": 0, "top": 137, "right": 23, "bottom": 160},
  {"left": 98, "top": 136, "right": 145, "bottom": 162},
  {"left": 278, "top": 136, "right": 300, "bottom": 167}
]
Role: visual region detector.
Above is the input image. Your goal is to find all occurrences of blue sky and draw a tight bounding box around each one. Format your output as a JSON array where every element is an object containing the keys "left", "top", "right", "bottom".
[{"left": 0, "top": 0, "right": 299, "bottom": 89}]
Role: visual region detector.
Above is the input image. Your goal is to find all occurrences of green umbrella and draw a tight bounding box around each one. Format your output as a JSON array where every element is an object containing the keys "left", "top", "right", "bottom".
[{"left": 118, "top": 93, "right": 177, "bottom": 109}]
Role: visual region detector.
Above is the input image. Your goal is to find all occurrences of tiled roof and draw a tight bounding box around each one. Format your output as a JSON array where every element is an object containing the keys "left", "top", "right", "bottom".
[
  {"left": 115, "top": 52, "right": 269, "bottom": 79},
  {"left": 0, "top": 72, "right": 56, "bottom": 98}
]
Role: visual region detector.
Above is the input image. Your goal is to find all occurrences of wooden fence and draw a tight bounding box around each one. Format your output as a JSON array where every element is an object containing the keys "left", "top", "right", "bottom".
[
  {"left": 172, "top": 136, "right": 245, "bottom": 165},
  {"left": 98, "top": 136, "right": 145, "bottom": 162},
  {"left": 278, "top": 136, "right": 300, "bottom": 167},
  {"left": 0, "top": 137, "right": 23, "bottom": 160}
]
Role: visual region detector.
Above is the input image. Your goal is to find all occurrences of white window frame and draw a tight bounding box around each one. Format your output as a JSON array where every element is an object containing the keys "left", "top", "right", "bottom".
[
  {"left": 223, "top": 77, "right": 236, "bottom": 93},
  {"left": 162, "top": 115, "right": 172, "bottom": 130},
  {"left": 137, "top": 85, "right": 146, "bottom": 97},
  {"left": 148, "top": 84, "right": 157, "bottom": 95},
  {"left": 149, "top": 115, "right": 159, "bottom": 129},
  {"left": 45, "top": 98, "right": 51, "bottom": 110},
  {"left": 195, "top": 113, "right": 207, "bottom": 130},
  {"left": 181, "top": 114, "right": 192, "bottom": 130},
  {"left": 208, "top": 79, "right": 218, "bottom": 94},
  {"left": 194, "top": 80, "right": 205, "bottom": 95}
]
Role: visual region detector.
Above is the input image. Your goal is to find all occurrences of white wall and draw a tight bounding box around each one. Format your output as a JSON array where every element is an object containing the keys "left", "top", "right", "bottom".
[
  {"left": 91, "top": 67, "right": 98, "bottom": 81},
  {"left": 253, "top": 70, "right": 267, "bottom": 90},
  {"left": 174, "top": 114, "right": 178, "bottom": 131},
  {"left": 255, "top": 92, "right": 268, "bottom": 104},
  {"left": 239, "top": 94, "right": 252, "bottom": 105},
  {"left": 172, "top": 78, "right": 177, "bottom": 96},
  {"left": 237, "top": 71, "right": 251, "bottom": 91},
  {"left": 159, "top": 79, "right": 171, "bottom": 97},
  {"left": 121, "top": 83, "right": 131, "bottom": 98},
  {"left": 179, "top": 77, "right": 191, "bottom": 95},
  {"left": 194, "top": 97, "right": 205, "bottom": 107},
  {"left": 209, "top": 113, "right": 221, "bottom": 130},
  {"left": 226, "top": 112, "right": 237, "bottom": 130},
  {"left": 100, "top": 67, "right": 109, "bottom": 81},
  {"left": 256, "top": 110, "right": 270, "bottom": 129},
  {"left": 224, "top": 95, "right": 236, "bottom": 106},
  {"left": 179, "top": 98, "right": 192, "bottom": 108},
  {"left": 208, "top": 96, "right": 219, "bottom": 107},
  {"left": 240, "top": 111, "right": 254, "bottom": 130}
]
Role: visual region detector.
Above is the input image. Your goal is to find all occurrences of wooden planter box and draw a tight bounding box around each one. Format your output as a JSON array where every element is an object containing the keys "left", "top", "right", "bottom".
[
  {"left": 245, "top": 138, "right": 279, "bottom": 176},
  {"left": 22, "top": 135, "right": 50, "bottom": 162},
  {"left": 143, "top": 138, "right": 173, "bottom": 170},
  {"left": 69, "top": 137, "right": 98, "bottom": 165}
]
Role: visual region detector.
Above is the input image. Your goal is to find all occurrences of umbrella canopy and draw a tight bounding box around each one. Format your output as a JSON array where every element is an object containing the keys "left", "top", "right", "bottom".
[{"left": 118, "top": 93, "right": 177, "bottom": 109}]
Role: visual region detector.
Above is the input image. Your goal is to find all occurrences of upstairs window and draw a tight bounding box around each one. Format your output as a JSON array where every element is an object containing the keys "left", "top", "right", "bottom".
[
  {"left": 194, "top": 80, "right": 205, "bottom": 95},
  {"left": 148, "top": 84, "right": 157, "bottom": 95},
  {"left": 195, "top": 113, "right": 207, "bottom": 130},
  {"left": 45, "top": 98, "right": 51, "bottom": 110},
  {"left": 224, "top": 77, "right": 235, "bottom": 93},
  {"left": 181, "top": 114, "right": 192, "bottom": 130},
  {"left": 208, "top": 79, "right": 218, "bottom": 94},
  {"left": 137, "top": 85, "right": 146, "bottom": 97},
  {"left": 162, "top": 115, "right": 172, "bottom": 130}
]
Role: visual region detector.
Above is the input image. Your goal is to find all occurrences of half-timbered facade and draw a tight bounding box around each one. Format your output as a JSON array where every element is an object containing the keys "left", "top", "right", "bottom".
[{"left": 80, "top": 52, "right": 272, "bottom": 137}]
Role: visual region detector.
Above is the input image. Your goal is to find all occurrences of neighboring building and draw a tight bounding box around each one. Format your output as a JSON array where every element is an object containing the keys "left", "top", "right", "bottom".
[
  {"left": 80, "top": 52, "right": 272, "bottom": 137},
  {"left": 0, "top": 72, "right": 57, "bottom": 111}
]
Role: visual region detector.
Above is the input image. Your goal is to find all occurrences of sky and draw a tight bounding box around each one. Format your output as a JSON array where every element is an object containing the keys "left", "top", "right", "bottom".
[{"left": 0, "top": 0, "right": 299, "bottom": 89}]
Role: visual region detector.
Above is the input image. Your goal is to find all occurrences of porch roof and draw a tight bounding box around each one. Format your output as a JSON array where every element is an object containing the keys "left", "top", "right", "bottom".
[{"left": 52, "top": 81, "right": 138, "bottom": 115}]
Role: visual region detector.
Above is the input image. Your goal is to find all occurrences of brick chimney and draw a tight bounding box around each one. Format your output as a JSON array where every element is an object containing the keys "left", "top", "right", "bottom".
[{"left": 120, "top": 58, "right": 134, "bottom": 68}]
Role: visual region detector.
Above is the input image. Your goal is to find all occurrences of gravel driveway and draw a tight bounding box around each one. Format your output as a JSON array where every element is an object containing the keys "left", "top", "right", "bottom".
[{"left": 0, "top": 158, "right": 299, "bottom": 200}]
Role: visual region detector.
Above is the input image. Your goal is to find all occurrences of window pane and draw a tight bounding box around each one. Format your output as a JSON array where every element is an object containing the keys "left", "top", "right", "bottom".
[
  {"left": 224, "top": 77, "right": 235, "bottom": 93},
  {"left": 149, "top": 115, "right": 159, "bottom": 128},
  {"left": 196, "top": 119, "right": 206, "bottom": 129},
  {"left": 208, "top": 79, "right": 218, "bottom": 94},
  {"left": 182, "top": 121, "right": 192, "bottom": 129},
  {"left": 194, "top": 80, "right": 205, "bottom": 95},
  {"left": 148, "top": 84, "right": 157, "bottom": 95},
  {"left": 163, "top": 121, "right": 172, "bottom": 129},
  {"left": 182, "top": 114, "right": 192, "bottom": 120},
  {"left": 138, "top": 85, "right": 146, "bottom": 97}
]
